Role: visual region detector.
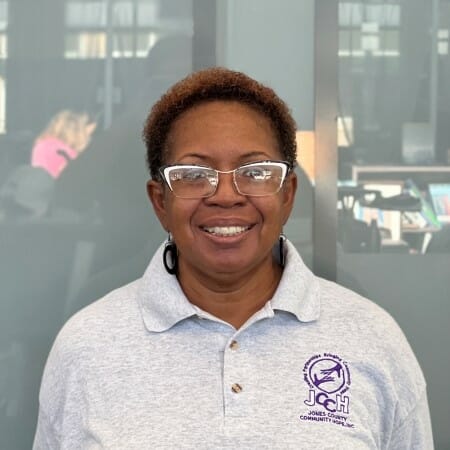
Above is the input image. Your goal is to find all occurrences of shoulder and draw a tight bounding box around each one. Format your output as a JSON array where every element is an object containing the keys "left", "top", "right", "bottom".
[
  {"left": 36, "top": 278, "right": 143, "bottom": 439},
  {"left": 38, "top": 279, "right": 142, "bottom": 405},
  {"left": 318, "top": 277, "right": 391, "bottom": 320},
  {"left": 317, "top": 276, "right": 408, "bottom": 344},
  {"left": 33, "top": 137, "right": 77, "bottom": 158},
  {"left": 51, "top": 278, "right": 142, "bottom": 361},
  {"left": 33, "top": 137, "right": 63, "bottom": 152},
  {"left": 316, "top": 276, "right": 416, "bottom": 362},
  {"left": 316, "top": 277, "right": 427, "bottom": 415}
]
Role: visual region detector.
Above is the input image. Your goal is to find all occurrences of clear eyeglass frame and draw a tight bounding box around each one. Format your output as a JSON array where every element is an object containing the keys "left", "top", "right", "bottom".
[{"left": 158, "top": 160, "right": 292, "bottom": 199}]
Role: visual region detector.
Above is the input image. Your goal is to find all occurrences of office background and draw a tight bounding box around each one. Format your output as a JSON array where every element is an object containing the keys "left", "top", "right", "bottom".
[{"left": 0, "top": 1, "right": 449, "bottom": 448}]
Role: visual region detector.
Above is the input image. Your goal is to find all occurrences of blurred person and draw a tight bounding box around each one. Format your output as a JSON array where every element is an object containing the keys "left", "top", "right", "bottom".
[
  {"left": 53, "top": 35, "right": 192, "bottom": 280},
  {"left": 31, "top": 110, "right": 96, "bottom": 179},
  {"left": 33, "top": 68, "right": 433, "bottom": 449},
  {"left": 0, "top": 165, "right": 54, "bottom": 220}
]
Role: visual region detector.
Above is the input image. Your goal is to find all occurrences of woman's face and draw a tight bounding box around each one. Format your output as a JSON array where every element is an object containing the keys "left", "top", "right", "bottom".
[{"left": 147, "top": 100, "right": 297, "bottom": 280}]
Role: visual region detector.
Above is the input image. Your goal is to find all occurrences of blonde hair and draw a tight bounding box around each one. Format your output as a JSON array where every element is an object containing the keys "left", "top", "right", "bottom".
[{"left": 36, "top": 110, "right": 96, "bottom": 152}]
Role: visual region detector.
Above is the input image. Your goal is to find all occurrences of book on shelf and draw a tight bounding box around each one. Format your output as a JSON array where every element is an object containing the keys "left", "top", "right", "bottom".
[{"left": 403, "top": 179, "right": 441, "bottom": 229}]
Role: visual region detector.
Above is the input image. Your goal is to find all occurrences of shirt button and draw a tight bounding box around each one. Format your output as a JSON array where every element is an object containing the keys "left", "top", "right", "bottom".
[
  {"left": 229, "top": 340, "right": 239, "bottom": 350},
  {"left": 231, "top": 383, "right": 243, "bottom": 393}
]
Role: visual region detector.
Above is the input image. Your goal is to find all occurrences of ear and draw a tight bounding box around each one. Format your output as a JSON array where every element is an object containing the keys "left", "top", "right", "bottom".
[
  {"left": 281, "top": 172, "right": 297, "bottom": 225},
  {"left": 146, "top": 180, "right": 169, "bottom": 231}
]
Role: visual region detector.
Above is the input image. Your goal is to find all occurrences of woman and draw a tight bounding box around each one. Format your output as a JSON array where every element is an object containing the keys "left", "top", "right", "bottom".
[
  {"left": 31, "top": 110, "right": 96, "bottom": 179},
  {"left": 33, "top": 68, "right": 432, "bottom": 449}
]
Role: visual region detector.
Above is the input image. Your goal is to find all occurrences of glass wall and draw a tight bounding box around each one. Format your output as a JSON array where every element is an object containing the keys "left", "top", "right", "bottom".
[
  {"left": 216, "top": 0, "right": 315, "bottom": 268},
  {"left": 336, "top": 1, "right": 450, "bottom": 448},
  {"left": 0, "top": 0, "right": 448, "bottom": 448},
  {"left": 337, "top": 0, "right": 450, "bottom": 252},
  {"left": 0, "top": 1, "right": 7, "bottom": 133},
  {"left": 0, "top": 1, "right": 193, "bottom": 448},
  {"left": 0, "top": 1, "right": 314, "bottom": 448}
]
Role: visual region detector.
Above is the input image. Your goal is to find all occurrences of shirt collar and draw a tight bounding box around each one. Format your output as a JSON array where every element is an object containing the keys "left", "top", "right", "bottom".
[
  {"left": 269, "top": 239, "right": 321, "bottom": 322},
  {"left": 137, "top": 243, "right": 198, "bottom": 332},
  {"left": 138, "top": 239, "right": 320, "bottom": 333}
]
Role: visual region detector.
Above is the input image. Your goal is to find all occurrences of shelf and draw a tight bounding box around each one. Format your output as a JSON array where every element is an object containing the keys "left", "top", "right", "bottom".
[{"left": 351, "top": 165, "right": 450, "bottom": 188}]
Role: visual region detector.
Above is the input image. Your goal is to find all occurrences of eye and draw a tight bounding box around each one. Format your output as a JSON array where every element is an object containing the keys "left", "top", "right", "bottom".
[
  {"left": 169, "top": 167, "right": 210, "bottom": 182},
  {"left": 240, "top": 166, "right": 272, "bottom": 181},
  {"left": 181, "top": 168, "right": 208, "bottom": 181}
]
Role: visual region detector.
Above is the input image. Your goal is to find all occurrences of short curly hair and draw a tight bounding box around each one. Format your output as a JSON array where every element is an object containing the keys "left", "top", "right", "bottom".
[{"left": 143, "top": 67, "right": 297, "bottom": 179}]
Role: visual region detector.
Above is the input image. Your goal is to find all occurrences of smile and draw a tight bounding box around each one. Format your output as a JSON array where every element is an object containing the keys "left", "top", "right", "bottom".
[{"left": 202, "top": 225, "right": 251, "bottom": 237}]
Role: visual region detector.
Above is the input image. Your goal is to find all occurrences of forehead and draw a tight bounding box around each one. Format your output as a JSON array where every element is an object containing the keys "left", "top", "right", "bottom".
[{"left": 165, "top": 100, "right": 281, "bottom": 164}]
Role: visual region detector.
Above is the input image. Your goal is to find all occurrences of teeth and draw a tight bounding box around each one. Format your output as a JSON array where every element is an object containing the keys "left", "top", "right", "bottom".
[{"left": 203, "top": 226, "right": 250, "bottom": 236}]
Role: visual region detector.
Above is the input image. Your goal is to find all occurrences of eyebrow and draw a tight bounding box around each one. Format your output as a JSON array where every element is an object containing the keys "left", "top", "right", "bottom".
[
  {"left": 178, "top": 152, "right": 208, "bottom": 161},
  {"left": 240, "top": 150, "right": 273, "bottom": 159},
  {"left": 178, "top": 150, "right": 273, "bottom": 162}
]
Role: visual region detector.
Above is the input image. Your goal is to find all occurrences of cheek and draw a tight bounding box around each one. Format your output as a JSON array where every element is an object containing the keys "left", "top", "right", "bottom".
[
  {"left": 253, "top": 193, "right": 283, "bottom": 217},
  {"left": 252, "top": 198, "right": 285, "bottom": 226},
  {"left": 165, "top": 199, "right": 199, "bottom": 230}
]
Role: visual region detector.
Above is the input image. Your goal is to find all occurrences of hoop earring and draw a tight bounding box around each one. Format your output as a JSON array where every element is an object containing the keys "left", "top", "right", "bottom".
[
  {"left": 279, "top": 233, "right": 286, "bottom": 268},
  {"left": 163, "top": 233, "right": 178, "bottom": 275}
]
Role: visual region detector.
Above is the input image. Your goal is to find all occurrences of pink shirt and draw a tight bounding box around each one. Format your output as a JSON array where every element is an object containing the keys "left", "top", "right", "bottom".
[{"left": 31, "top": 137, "right": 78, "bottom": 178}]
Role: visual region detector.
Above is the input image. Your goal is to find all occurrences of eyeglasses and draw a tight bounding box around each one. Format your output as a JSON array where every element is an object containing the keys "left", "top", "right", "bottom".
[{"left": 159, "top": 160, "right": 292, "bottom": 199}]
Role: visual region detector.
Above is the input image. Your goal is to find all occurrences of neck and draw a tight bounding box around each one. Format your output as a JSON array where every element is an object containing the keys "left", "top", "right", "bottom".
[{"left": 177, "top": 257, "right": 282, "bottom": 329}]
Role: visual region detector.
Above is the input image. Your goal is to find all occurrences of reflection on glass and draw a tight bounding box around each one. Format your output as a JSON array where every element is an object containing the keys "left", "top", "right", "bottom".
[
  {"left": 65, "top": 1, "right": 108, "bottom": 28},
  {"left": 337, "top": 0, "right": 450, "bottom": 255},
  {"left": 336, "top": 4, "right": 450, "bottom": 447},
  {"left": 0, "top": 1, "right": 193, "bottom": 447},
  {"left": 64, "top": 0, "right": 192, "bottom": 59},
  {"left": 0, "top": 1, "right": 8, "bottom": 31},
  {"left": 0, "top": 1, "right": 7, "bottom": 134}
]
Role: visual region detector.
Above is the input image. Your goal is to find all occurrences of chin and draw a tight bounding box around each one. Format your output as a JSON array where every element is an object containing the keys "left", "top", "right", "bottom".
[{"left": 201, "top": 250, "right": 271, "bottom": 276}]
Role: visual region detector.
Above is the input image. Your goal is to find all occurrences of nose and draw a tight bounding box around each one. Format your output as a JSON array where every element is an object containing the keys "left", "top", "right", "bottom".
[{"left": 204, "top": 171, "right": 246, "bottom": 207}]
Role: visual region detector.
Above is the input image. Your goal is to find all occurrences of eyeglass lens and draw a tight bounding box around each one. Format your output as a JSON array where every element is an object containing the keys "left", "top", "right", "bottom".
[{"left": 165, "top": 162, "right": 287, "bottom": 199}]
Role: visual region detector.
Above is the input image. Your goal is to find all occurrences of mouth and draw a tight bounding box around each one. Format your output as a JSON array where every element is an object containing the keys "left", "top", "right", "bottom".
[{"left": 201, "top": 225, "right": 252, "bottom": 237}]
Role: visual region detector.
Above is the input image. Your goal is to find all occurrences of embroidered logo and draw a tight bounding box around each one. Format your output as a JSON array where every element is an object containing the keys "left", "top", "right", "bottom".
[{"left": 299, "top": 353, "right": 355, "bottom": 428}]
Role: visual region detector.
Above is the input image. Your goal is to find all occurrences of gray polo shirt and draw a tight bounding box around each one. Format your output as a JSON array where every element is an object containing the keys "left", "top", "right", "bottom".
[{"left": 33, "top": 241, "right": 433, "bottom": 449}]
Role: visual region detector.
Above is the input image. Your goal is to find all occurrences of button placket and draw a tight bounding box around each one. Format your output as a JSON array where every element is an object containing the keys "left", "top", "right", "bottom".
[{"left": 223, "top": 335, "right": 250, "bottom": 417}]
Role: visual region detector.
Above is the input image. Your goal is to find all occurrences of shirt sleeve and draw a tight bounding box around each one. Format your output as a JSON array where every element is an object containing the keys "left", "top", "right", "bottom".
[
  {"left": 33, "top": 408, "right": 60, "bottom": 450},
  {"left": 387, "top": 389, "right": 434, "bottom": 450},
  {"left": 32, "top": 318, "right": 88, "bottom": 450}
]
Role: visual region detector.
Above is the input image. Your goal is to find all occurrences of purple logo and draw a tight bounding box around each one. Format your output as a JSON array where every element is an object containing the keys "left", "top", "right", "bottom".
[
  {"left": 309, "top": 358, "right": 346, "bottom": 394},
  {"left": 299, "top": 353, "right": 354, "bottom": 429}
]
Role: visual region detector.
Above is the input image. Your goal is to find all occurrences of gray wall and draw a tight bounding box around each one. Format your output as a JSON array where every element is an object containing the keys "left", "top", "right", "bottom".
[{"left": 216, "top": 0, "right": 315, "bottom": 130}]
